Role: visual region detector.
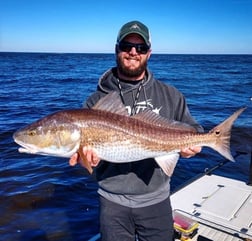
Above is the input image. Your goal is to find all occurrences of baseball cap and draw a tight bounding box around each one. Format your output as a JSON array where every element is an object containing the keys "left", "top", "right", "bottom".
[{"left": 116, "top": 21, "right": 151, "bottom": 47}]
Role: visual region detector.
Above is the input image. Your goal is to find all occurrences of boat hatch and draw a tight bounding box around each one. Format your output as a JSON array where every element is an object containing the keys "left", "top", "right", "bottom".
[
  {"left": 171, "top": 174, "right": 252, "bottom": 240},
  {"left": 195, "top": 185, "right": 251, "bottom": 222}
]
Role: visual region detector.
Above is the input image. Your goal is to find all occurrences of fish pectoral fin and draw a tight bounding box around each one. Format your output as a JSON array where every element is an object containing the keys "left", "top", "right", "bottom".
[
  {"left": 155, "top": 153, "right": 179, "bottom": 177},
  {"left": 78, "top": 148, "right": 93, "bottom": 174}
]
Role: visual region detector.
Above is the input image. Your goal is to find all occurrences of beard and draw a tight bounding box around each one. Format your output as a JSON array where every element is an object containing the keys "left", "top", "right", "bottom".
[{"left": 116, "top": 55, "right": 147, "bottom": 78}]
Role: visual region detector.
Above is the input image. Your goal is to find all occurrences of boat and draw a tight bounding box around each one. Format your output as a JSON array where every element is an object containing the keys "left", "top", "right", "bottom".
[
  {"left": 89, "top": 153, "right": 252, "bottom": 241},
  {"left": 170, "top": 151, "right": 252, "bottom": 241},
  {"left": 171, "top": 173, "right": 252, "bottom": 241}
]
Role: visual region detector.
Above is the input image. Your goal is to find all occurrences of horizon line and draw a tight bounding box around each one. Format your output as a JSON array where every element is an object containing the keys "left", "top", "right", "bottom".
[{"left": 1, "top": 51, "right": 252, "bottom": 55}]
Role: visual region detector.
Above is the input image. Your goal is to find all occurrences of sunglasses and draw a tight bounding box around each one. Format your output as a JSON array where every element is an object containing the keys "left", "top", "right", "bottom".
[{"left": 118, "top": 41, "right": 150, "bottom": 54}]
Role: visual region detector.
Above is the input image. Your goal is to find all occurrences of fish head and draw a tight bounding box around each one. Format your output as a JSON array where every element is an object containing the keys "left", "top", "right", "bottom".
[{"left": 13, "top": 113, "right": 81, "bottom": 157}]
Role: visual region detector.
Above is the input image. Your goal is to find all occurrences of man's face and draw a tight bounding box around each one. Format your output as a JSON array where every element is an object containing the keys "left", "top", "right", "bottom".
[{"left": 116, "top": 33, "right": 151, "bottom": 80}]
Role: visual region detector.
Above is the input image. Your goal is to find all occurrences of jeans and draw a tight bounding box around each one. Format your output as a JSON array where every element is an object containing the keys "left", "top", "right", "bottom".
[{"left": 99, "top": 196, "right": 174, "bottom": 241}]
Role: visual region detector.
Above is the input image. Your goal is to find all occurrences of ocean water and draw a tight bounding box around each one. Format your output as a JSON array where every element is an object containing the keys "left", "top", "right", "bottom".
[{"left": 0, "top": 52, "right": 251, "bottom": 241}]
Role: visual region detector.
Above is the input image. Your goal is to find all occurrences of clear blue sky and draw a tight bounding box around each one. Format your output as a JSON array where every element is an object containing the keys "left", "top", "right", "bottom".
[{"left": 1, "top": 0, "right": 252, "bottom": 54}]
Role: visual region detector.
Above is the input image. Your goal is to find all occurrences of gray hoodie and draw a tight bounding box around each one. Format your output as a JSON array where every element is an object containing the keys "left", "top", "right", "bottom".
[{"left": 84, "top": 67, "right": 203, "bottom": 208}]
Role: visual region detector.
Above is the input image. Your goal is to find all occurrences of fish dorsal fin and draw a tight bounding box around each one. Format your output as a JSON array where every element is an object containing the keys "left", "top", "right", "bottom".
[
  {"left": 92, "top": 92, "right": 129, "bottom": 116},
  {"left": 133, "top": 110, "right": 197, "bottom": 132}
]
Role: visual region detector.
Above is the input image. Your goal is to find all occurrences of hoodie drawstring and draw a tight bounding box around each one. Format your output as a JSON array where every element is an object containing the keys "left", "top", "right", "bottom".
[{"left": 116, "top": 78, "right": 145, "bottom": 116}]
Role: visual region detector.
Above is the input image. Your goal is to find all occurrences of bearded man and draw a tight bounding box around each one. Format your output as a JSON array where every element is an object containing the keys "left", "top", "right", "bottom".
[{"left": 70, "top": 20, "right": 202, "bottom": 241}]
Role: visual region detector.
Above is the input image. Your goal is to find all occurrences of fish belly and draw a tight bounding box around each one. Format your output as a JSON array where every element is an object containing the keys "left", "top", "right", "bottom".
[{"left": 93, "top": 141, "right": 169, "bottom": 162}]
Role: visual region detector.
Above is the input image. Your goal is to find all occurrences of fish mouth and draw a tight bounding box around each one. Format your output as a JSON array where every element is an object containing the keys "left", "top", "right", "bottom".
[
  {"left": 14, "top": 138, "right": 40, "bottom": 154},
  {"left": 14, "top": 138, "right": 80, "bottom": 158},
  {"left": 18, "top": 146, "right": 39, "bottom": 154},
  {"left": 13, "top": 135, "right": 47, "bottom": 155},
  {"left": 17, "top": 144, "right": 78, "bottom": 157}
]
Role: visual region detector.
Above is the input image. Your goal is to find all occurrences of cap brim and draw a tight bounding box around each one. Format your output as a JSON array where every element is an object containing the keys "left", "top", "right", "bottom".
[{"left": 118, "top": 31, "right": 150, "bottom": 46}]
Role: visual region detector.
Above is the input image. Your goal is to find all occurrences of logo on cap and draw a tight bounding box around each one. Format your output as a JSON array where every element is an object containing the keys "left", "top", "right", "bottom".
[{"left": 130, "top": 24, "right": 141, "bottom": 30}]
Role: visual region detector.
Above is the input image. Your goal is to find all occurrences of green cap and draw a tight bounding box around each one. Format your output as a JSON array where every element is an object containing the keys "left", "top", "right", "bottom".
[{"left": 116, "top": 21, "right": 151, "bottom": 47}]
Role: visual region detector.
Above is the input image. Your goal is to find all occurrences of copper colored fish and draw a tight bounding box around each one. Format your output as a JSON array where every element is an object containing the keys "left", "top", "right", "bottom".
[{"left": 13, "top": 92, "right": 246, "bottom": 176}]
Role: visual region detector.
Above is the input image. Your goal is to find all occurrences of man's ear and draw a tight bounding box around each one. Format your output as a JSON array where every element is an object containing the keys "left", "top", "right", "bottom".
[{"left": 147, "top": 49, "right": 152, "bottom": 60}]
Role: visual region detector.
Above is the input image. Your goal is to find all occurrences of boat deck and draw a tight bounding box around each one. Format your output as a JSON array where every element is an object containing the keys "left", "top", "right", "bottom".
[{"left": 171, "top": 174, "right": 252, "bottom": 241}]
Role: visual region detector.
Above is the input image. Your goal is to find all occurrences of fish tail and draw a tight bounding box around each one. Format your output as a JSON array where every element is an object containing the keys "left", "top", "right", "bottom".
[{"left": 209, "top": 107, "right": 246, "bottom": 161}]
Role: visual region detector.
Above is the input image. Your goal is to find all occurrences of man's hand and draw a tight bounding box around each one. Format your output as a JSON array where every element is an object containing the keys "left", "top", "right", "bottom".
[
  {"left": 69, "top": 146, "right": 100, "bottom": 170},
  {"left": 180, "top": 146, "right": 202, "bottom": 158}
]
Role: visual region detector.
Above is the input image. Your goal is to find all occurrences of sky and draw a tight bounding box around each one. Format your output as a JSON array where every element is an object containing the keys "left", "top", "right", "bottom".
[{"left": 1, "top": 0, "right": 252, "bottom": 54}]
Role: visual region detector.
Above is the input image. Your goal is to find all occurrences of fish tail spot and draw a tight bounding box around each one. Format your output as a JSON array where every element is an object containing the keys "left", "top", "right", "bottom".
[{"left": 210, "top": 107, "right": 246, "bottom": 161}]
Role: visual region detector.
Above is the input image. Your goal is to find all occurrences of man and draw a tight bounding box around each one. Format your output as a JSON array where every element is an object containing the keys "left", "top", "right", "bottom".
[{"left": 70, "top": 20, "right": 202, "bottom": 241}]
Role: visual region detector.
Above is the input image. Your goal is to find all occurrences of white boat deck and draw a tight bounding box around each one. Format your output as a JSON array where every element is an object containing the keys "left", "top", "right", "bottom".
[{"left": 171, "top": 174, "right": 252, "bottom": 241}]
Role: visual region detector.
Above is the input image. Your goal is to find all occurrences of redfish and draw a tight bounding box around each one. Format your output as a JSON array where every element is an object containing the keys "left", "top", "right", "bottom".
[{"left": 13, "top": 92, "right": 245, "bottom": 176}]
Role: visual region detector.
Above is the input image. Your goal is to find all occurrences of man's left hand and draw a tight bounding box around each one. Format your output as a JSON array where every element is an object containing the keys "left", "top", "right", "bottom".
[{"left": 180, "top": 146, "right": 202, "bottom": 158}]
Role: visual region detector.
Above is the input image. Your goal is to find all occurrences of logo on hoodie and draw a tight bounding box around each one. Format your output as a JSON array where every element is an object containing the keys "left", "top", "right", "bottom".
[{"left": 126, "top": 99, "right": 162, "bottom": 115}]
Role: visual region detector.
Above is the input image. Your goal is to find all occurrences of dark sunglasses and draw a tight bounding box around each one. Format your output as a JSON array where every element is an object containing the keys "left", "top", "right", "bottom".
[{"left": 118, "top": 41, "right": 150, "bottom": 54}]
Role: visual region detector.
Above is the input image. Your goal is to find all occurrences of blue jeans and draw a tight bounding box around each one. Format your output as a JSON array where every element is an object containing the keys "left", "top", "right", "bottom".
[{"left": 99, "top": 196, "right": 174, "bottom": 241}]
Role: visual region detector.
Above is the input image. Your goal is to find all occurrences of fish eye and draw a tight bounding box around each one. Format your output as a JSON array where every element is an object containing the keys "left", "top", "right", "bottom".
[{"left": 28, "top": 130, "right": 36, "bottom": 136}]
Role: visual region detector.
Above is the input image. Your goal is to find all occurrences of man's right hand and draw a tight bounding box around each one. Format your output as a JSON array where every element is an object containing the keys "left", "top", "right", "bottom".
[{"left": 69, "top": 146, "right": 100, "bottom": 172}]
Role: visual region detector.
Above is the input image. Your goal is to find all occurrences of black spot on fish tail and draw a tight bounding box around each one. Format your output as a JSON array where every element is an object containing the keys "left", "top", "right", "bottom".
[{"left": 209, "top": 107, "right": 246, "bottom": 161}]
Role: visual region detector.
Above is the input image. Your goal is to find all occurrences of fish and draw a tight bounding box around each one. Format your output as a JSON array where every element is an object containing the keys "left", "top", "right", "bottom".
[{"left": 13, "top": 92, "right": 246, "bottom": 176}]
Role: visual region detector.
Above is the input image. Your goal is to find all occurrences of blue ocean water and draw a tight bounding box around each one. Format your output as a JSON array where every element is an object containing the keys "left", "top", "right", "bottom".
[{"left": 0, "top": 52, "right": 251, "bottom": 241}]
